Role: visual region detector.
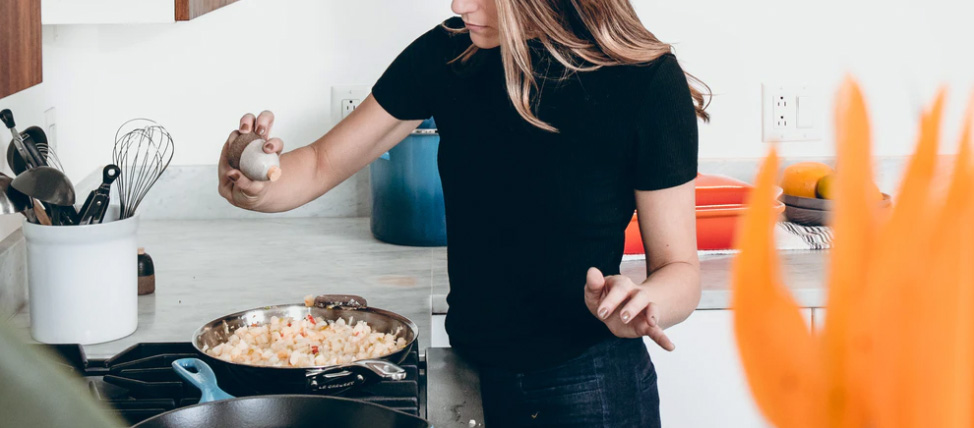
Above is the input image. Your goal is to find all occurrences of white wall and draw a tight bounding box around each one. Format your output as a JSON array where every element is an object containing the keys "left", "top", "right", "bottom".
[{"left": 35, "top": 0, "right": 974, "bottom": 183}]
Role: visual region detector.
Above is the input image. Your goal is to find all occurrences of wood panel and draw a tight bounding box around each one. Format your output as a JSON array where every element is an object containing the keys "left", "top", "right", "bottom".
[
  {"left": 175, "top": 0, "right": 240, "bottom": 21},
  {"left": 0, "top": 0, "right": 42, "bottom": 99}
]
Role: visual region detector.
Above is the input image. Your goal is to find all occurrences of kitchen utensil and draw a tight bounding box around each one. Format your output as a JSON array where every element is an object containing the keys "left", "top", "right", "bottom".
[
  {"left": 192, "top": 295, "right": 417, "bottom": 395},
  {"left": 77, "top": 165, "right": 120, "bottom": 225},
  {"left": 0, "top": 172, "right": 30, "bottom": 215},
  {"left": 30, "top": 199, "right": 52, "bottom": 226},
  {"left": 0, "top": 109, "right": 46, "bottom": 170},
  {"left": 6, "top": 126, "right": 55, "bottom": 174},
  {"left": 22, "top": 205, "right": 138, "bottom": 344},
  {"left": 132, "top": 358, "right": 430, "bottom": 428},
  {"left": 10, "top": 166, "right": 76, "bottom": 207},
  {"left": 29, "top": 130, "right": 63, "bottom": 172},
  {"left": 137, "top": 248, "right": 155, "bottom": 295},
  {"left": 624, "top": 200, "right": 787, "bottom": 253},
  {"left": 695, "top": 173, "right": 754, "bottom": 206},
  {"left": 113, "top": 119, "right": 174, "bottom": 219}
]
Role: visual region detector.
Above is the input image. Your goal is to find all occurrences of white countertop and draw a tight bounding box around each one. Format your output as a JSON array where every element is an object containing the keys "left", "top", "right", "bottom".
[
  {"left": 8, "top": 216, "right": 829, "bottom": 359},
  {"left": 9, "top": 217, "right": 436, "bottom": 359}
]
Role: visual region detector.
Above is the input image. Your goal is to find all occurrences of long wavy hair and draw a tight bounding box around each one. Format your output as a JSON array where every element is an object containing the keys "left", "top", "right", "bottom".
[{"left": 446, "top": 0, "right": 711, "bottom": 132}]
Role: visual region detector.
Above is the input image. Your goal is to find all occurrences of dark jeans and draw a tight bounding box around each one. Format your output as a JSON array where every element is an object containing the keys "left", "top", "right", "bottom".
[{"left": 478, "top": 337, "right": 661, "bottom": 427}]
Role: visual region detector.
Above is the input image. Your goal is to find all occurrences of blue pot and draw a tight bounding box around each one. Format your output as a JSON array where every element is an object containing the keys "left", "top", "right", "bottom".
[{"left": 369, "top": 118, "right": 446, "bottom": 247}]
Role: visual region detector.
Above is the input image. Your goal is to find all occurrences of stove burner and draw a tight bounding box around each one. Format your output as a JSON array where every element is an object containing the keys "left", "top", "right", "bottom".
[{"left": 41, "top": 342, "right": 422, "bottom": 425}]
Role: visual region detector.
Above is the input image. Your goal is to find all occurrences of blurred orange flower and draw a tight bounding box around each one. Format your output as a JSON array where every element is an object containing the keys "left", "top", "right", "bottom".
[{"left": 732, "top": 77, "right": 974, "bottom": 428}]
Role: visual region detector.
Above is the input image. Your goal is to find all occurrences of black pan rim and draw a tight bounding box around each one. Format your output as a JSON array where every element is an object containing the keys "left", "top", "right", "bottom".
[{"left": 130, "top": 394, "right": 430, "bottom": 427}]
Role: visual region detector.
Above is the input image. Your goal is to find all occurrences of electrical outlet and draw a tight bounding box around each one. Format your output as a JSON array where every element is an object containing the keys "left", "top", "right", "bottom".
[
  {"left": 331, "top": 85, "right": 370, "bottom": 124},
  {"left": 773, "top": 94, "right": 793, "bottom": 128},
  {"left": 762, "top": 83, "right": 821, "bottom": 142}
]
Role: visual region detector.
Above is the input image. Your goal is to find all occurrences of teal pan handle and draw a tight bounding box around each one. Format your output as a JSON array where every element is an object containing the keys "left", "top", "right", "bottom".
[{"left": 172, "top": 358, "right": 236, "bottom": 403}]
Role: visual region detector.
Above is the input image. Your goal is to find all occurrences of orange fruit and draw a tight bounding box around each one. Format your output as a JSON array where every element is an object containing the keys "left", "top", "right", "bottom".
[
  {"left": 781, "top": 162, "right": 835, "bottom": 198},
  {"left": 815, "top": 172, "right": 884, "bottom": 201},
  {"left": 815, "top": 174, "right": 836, "bottom": 199}
]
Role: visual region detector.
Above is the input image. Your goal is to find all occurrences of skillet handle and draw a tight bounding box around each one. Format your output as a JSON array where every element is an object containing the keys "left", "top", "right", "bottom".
[
  {"left": 172, "top": 358, "right": 236, "bottom": 403},
  {"left": 305, "top": 359, "right": 406, "bottom": 393},
  {"left": 313, "top": 294, "right": 368, "bottom": 308}
]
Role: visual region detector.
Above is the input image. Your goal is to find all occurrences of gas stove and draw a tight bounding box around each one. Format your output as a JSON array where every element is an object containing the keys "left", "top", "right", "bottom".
[{"left": 41, "top": 342, "right": 425, "bottom": 426}]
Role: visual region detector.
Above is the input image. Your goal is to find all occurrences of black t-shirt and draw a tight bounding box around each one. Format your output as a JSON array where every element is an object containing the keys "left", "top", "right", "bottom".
[{"left": 372, "top": 17, "right": 698, "bottom": 371}]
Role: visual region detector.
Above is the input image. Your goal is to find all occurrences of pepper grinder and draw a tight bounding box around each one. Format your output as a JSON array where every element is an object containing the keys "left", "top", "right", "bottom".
[{"left": 138, "top": 248, "right": 155, "bottom": 295}]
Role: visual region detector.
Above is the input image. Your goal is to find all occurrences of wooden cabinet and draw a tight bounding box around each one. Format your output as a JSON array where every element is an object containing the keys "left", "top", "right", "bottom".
[
  {"left": 0, "top": 0, "right": 42, "bottom": 99},
  {"left": 649, "top": 309, "right": 812, "bottom": 428},
  {"left": 42, "top": 0, "right": 241, "bottom": 24},
  {"left": 175, "top": 0, "right": 240, "bottom": 21}
]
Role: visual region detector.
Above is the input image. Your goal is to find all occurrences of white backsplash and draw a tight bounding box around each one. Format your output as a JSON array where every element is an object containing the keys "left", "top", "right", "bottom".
[{"left": 75, "top": 165, "right": 372, "bottom": 220}]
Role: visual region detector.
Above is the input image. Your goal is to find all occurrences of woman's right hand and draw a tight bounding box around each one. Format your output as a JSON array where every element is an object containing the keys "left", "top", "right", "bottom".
[{"left": 218, "top": 111, "right": 285, "bottom": 211}]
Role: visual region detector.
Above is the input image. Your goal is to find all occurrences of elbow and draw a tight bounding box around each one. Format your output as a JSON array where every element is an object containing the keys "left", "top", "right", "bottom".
[
  {"left": 674, "top": 279, "right": 701, "bottom": 326},
  {"left": 674, "top": 262, "right": 702, "bottom": 325}
]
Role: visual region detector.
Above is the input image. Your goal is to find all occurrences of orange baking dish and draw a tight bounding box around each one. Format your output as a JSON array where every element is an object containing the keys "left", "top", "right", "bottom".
[
  {"left": 624, "top": 181, "right": 784, "bottom": 253},
  {"left": 624, "top": 202, "right": 785, "bottom": 253},
  {"left": 694, "top": 173, "right": 754, "bottom": 206}
]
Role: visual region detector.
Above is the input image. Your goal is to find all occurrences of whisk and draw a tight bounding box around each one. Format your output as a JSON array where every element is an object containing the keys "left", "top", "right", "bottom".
[
  {"left": 34, "top": 140, "right": 64, "bottom": 172},
  {"left": 112, "top": 119, "right": 174, "bottom": 219}
]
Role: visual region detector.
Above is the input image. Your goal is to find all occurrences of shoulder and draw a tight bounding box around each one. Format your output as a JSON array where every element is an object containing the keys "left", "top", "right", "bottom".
[
  {"left": 631, "top": 54, "right": 694, "bottom": 109},
  {"left": 651, "top": 53, "right": 687, "bottom": 83},
  {"left": 638, "top": 53, "right": 688, "bottom": 89},
  {"left": 408, "top": 17, "right": 473, "bottom": 60}
]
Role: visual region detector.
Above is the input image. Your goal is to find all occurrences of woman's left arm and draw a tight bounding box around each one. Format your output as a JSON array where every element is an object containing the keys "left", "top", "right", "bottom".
[{"left": 584, "top": 180, "right": 701, "bottom": 351}]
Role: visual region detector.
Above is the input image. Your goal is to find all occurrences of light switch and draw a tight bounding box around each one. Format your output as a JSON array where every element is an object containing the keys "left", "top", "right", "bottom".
[{"left": 797, "top": 96, "right": 814, "bottom": 129}]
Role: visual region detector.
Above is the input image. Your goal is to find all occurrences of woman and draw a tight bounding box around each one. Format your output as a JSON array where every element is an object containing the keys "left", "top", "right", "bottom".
[{"left": 219, "top": 0, "right": 708, "bottom": 426}]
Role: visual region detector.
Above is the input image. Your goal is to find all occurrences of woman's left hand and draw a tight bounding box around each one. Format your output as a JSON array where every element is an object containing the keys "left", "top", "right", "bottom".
[{"left": 584, "top": 267, "right": 675, "bottom": 351}]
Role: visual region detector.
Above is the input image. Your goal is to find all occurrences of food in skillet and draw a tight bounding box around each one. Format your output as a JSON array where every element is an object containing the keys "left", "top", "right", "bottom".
[{"left": 203, "top": 301, "right": 407, "bottom": 367}]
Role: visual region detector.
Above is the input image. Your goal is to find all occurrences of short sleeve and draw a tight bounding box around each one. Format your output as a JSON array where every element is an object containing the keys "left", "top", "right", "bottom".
[
  {"left": 633, "top": 54, "right": 700, "bottom": 191},
  {"left": 372, "top": 22, "right": 456, "bottom": 121}
]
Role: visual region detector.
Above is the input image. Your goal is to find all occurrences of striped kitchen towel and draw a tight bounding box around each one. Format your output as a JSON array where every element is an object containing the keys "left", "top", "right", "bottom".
[
  {"left": 622, "top": 222, "right": 833, "bottom": 261},
  {"left": 776, "top": 222, "right": 833, "bottom": 250}
]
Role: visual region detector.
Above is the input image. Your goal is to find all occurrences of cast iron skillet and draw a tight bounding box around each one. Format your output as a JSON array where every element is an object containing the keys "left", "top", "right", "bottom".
[
  {"left": 192, "top": 295, "right": 419, "bottom": 394},
  {"left": 132, "top": 358, "right": 430, "bottom": 428}
]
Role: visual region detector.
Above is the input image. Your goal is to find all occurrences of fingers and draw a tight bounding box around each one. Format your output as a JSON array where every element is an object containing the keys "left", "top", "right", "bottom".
[
  {"left": 584, "top": 268, "right": 607, "bottom": 317},
  {"left": 619, "top": 293, "right": 660, "bottom": 326},
  {"left": 218, "top": 134, "right": 238, "bottom": 203},
  {"left": 230, "top": 171, "right": 264, "bottom": 197},
  {"left": 585, "top": 267, "right": 605, "bottom": 296},
  {"left": 255, "top": 110, "right": 275, "bottom": 139},
  {"left": 218, "top": 175, "right": 234, "bottom": 202},
  {"left": 647, "top": 326, "right": 675, "bottom": 351},
  {"left": 239, "top": 113, "right": 256, "bottom": 133},
  {"left": 596, "top": 276, "right": 636, "bottom": 321},
  {"left": 263, "top": 137, "right": 284, "bottom": 154}
]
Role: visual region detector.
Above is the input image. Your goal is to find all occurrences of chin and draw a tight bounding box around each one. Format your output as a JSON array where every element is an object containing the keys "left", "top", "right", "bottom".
[{"left": 469, "top": 34, "right": 500, "bottom": 49}]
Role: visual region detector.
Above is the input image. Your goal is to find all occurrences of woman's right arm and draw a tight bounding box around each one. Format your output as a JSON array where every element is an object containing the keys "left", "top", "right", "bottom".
[{"left": 218, "top": 94, "right": 423, "bottom": 213}]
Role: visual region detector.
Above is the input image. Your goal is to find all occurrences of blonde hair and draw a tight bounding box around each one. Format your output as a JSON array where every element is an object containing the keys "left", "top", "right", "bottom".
[{"left": 446, "top": 0, "right": 711, "bottom": 132}]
